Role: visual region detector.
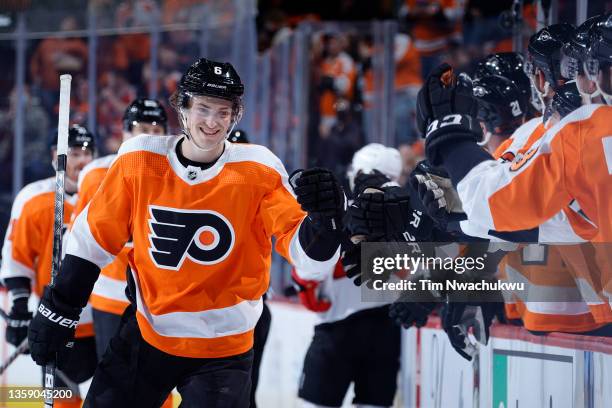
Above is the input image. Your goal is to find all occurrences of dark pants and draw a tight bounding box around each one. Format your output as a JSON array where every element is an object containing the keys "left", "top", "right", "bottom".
[
  {"left": 299, "top": 306, "right": 401, "bottom": 407},
  {"left": 250, "top": 301, "right": 271, "bottom": 408},
  {"left": 92, "top": 308, "right": 124, "bottom": 361},
  {"left": 84, "top": 306, "right": 254, "bottom": 408}
]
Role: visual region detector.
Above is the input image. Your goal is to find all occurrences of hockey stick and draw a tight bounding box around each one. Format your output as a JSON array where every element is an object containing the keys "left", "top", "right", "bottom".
[
  {"left": 0, "top": 338, "right": 28, "bottom": 376},
  {"left": 42, "top": 74, "right": 72, "bottom": 408}
]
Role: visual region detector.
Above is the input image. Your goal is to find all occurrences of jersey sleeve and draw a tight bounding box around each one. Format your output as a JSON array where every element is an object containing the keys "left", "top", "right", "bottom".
[
  {"left": 444, "top": 112, "right": 584, "bottom": 233},
  {"left": 258, "top": 165, "right": 341, "bottom": 281},
  {"left": 74, "top": 167, "right": 107, "bottom": 217},
  {"left": 0, "top": 196, "right": 43, "bottom": 281},
  {"left": 66, "top": 158, "right": 132, "bottom": 268}
]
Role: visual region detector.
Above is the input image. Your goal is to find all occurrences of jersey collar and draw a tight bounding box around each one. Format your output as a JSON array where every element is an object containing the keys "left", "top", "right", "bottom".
[{"left": 167, "top": 137, "right": 233, "bottom": 185}]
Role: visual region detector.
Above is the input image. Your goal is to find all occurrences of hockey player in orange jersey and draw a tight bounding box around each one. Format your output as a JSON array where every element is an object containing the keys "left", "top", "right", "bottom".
[
  {"left": 413, "top": 17, "right": 612, "bottom": 327},
  {"left": 27, "top": 58, "right": 346, "bottom": 407},
  {"left": 1, "top": 125, "right": 97, "bottom": 408},
  {"left": 74, "top": 98, "right": 168, "bottom": 361},
  {"left": 415, "top": 17, "right": 612, "bottom": 240}
]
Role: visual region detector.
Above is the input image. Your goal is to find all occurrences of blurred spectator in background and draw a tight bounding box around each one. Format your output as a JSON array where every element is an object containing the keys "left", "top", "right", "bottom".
[
  {"left": 315, "top": 99, "right": 364, "bottom": 179},
  {"left": 317, "top": 32, "right": 357, "bottom": 138},
  {"left": 397, "top": 140, "right": 424, "bottom": 186},
  {"left": 361, "top": 32, "right": 423, "bottom": 145},
  {"left": 399, "top": 0, "right": 465, "bottom": 78},
  {"left": 112, "top": 33, "right": 151, "bottom": 88},
  {"left": 163, "top": 0, "right": 210, "bottom": 26},
  {"left": 29, "top": 15, "right": 88, "bottom": 117},
  {"left": 463, "top": 0, "right": 513, "bottom": 57},
  {"left": 70, "top": 76, "right": 90, "bottom": 126},
  {"left": 113, "top": 0, "right": 160, "bottom": 86},
  {"left": 165, "top": 30, "right": 199, "bottom": 72},
  {"left": 0, "top": 86, "right": 51, "bottom": 184},
  {"left": 115, "top": 0, "right": 159, "bottom": 27},
  {"left": 97, "top": 71, "right": 136, "bottom": 153}
]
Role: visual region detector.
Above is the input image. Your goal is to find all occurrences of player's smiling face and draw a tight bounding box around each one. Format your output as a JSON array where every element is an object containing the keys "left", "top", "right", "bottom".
[{"left": 186, "top": 95, "right": 233, "bottom": 148}]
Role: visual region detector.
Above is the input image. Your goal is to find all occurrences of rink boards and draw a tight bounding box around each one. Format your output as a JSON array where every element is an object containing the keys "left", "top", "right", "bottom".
[{"left": 1, "top": 297, "right": 611, "bottom": 408}]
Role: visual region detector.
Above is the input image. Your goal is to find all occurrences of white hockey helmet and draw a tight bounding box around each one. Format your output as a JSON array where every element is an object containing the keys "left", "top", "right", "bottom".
[{"left": 347, "top": 143, "right": 402, "bottom": 191}]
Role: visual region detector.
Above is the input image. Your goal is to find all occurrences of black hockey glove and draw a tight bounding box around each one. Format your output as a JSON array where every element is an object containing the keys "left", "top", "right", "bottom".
[
  {"left": 290, "top": 168, "right": 346, "bottom": 232},
  {"left": 352, "top": 169, "right": 392, "bottom": 197},
  {"left": 5, "top": 298, "right": 32, "bottom": 348},
  {"left": 409, "top": 170, "right": 448, "bottom": 232},
  {"left": 342, "top": 241, "right": 362, "bottom": 285},
  {"left": 389, "top": 300, "right": 437, "bottom": 329},
  {"left": 416, "top": 64, "right": 482, "bottom": 166},
  {"left": 349, "top": 186, "right": 433, "bottom": 243},
  {"left": 441, "top": 301, "right": 504, "bottom": 361},
  {"left": 28, "top": 287, "right": 81, "bottom": 367},
  {"left": 416, "top": 63, "right": 478, "bottom": 135},
  {"left": 342, "top": 240, "right": 393, "bottom": 287}
]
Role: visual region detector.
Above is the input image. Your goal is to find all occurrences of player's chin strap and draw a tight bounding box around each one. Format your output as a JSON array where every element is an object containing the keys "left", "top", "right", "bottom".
[
  {"left": 595, "top": 81, "right": 612, "bottom": 105},
  {"left": 477, "top": 130, "right": 492, "bottom": 147},
  {"left": 577, "top": 81, "right": 602, "bottom": 104}
]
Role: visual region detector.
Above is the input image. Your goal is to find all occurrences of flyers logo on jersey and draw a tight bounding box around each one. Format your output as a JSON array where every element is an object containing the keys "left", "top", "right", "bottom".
[
  {"left": 510, "top": 147, "right": 538, "bottom": 172},
  {"left": 148, "top": 205, "right": 235, "bottom": 270}
]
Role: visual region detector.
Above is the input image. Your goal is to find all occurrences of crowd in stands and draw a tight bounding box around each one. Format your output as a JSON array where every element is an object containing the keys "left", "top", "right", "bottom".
[{"left": 0, "top": 0, "right": 595, "bottom": 197}]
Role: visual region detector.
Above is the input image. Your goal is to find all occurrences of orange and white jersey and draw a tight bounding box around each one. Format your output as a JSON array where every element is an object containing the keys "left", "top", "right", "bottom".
[
  {"left": 493, "top": 116, "right": 544, "bottom": 163},
  {"left": 295, "top": 260, "right": 391, "bottom": 324},
  {"left": 499, "top": 244, "right": 604, "bottom": 332},
  {"left": 456, "top": 104, "right": 611, "bottom": 240},
  {"left": 455, "top": 105, "right": 612, "bottom": 322},
  {"left": 75, "top": 154, "right": 131, "bottom": 316},
  {"left": 362, "top": 33, "right": 422, "bottom": 109},
  {"left": 66, "top": 135, "right": 340, "bottom": 358},
  {"left": 319, "top": 51, "right": 357, "bottom": 118},
  {"left": 0, "top": 177, "right": 93, "bottom": 337}
]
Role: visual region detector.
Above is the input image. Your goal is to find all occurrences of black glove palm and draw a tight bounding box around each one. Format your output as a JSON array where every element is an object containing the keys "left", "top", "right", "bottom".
[
  {"left": 416, "top": 64, "right": 483, "bottom": 166},
  {"left": 352, "top": 169, "right": 392, "bottom": 197},
  {"left": 416, "top": 63, "right": 478, "bottom": 135},
  {"left": 349, "top": 186, "right": 433, "bottom": 242},
  {"left": 389, "top": 301, "right": 437, "bottom": 329},
  {"left": 291, "top": 168, "right": 346, "bottom": 231},
  {"left": 441, "top": 301, "right": 504, "bottom": 361},
  {"left": 409, "top": 161, "right": 450, "bottom": 231}
]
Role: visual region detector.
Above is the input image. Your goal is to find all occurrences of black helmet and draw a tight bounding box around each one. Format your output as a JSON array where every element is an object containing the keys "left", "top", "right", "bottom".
[
  {"left": 526, "top": 23, "right": 576, "bottom": 90},
  {"left": 174, "top": 58, "right": 244, "bottom": 118},
  {"left": 562, "top": 16, "right": 602, "bottom": 61},
  {"left": 49, "top": 124, "right": 96, "bottom": 153},
  {"left": 560, "top": 15, "right": 605, "bottom": 80},
  {"left": 551, "top": 82, "right": 582, "bottom": 118},
  {"left": 472, "top": 75, "right": 527, "bottom": 136},
  {"left": 473, "top": 53, "right": 531, "bottom": 113},
  {"left": 585, "top": 13, "right": 612, "bottom": 103},
  {"left": 587, "top": 13, "right": 612, "bottom": 65},
  {"left": 123, "top": 98, "right": 168, "bottom": 132},
  {"left": 228, "top": 129, "right": 249, "bottom": 144}
]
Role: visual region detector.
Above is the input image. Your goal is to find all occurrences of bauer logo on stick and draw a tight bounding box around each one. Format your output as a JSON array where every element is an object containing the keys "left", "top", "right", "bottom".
[{"left": 148, "top": 205, "right": 235, "bottom": 270}]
